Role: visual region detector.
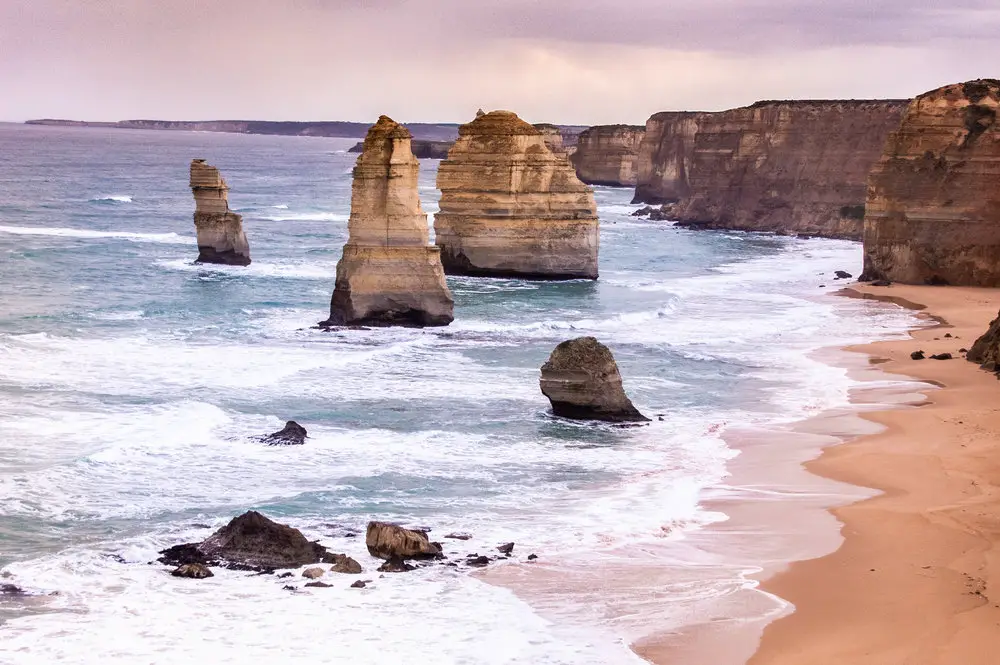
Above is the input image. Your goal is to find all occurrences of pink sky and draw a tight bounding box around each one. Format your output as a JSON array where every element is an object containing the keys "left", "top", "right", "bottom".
[{"left": 1, "top": 0, "right": 996, "bottom": 124}]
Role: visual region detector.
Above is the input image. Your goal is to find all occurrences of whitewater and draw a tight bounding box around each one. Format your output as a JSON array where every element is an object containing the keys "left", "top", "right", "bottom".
[{"left": 0, "top": 123, "right": 919, "bottom": 664}]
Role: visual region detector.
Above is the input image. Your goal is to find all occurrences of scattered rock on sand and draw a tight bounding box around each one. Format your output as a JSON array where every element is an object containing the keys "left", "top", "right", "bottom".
[
  {"left": 930, "top": 353, "right": 954, "bottom": 360},
  {"left": 366, "top": 521, "right": 442, "bottom": 560},
  {"left": 171, "top": 563, "right": 214, "bottom": 579},
  {"left": 911, "top": 350, "right": 926, "bottom": 360},
  {"left": 539, "top": 337, "right": 649, "bottom": 422},
  {"left": 261, "top": 421, "right": 307, "bottom": 446}
]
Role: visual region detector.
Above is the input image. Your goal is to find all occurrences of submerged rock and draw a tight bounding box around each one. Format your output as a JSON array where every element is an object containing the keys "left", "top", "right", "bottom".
[
  {"left": 171, "top": 563, "right": 214, "bottom": 579},
  {"left": 189, "top": 159, "right": 251, "bottom": 266},
  {"left": 434, "top": 110, "right": 599, "bottom": 280},
  {"left": 323, "top": 116, "right": 454, "bottom": 327},
  {"left": 260, "top": 421, "right": 307, "bottom": 446},
  {"left": 366, "top": 521, "right": 442, "bottom": 560},
  {"left": 539, "top": 337, "right": 649, "bottom": 422},
  {"left": 159, "top": 511, "right": 331, "bottom": 571}
]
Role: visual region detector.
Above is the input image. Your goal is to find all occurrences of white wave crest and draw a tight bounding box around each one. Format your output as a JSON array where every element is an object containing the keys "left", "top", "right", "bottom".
[
  {"left": 89, "top": 195, "right": 133, "bottom": 203},
  {"left": 265, "top": 212, "right": 347, "bottom": 222},
  {"left": 0, "top": 225, "right": 189, "bottom": 244}
]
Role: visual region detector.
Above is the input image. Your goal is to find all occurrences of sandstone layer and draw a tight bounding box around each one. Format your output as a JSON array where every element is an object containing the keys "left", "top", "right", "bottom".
[
  {"left": 189, "top": 159, "right": 251, "bottom": 265},
  {"left": 571, "top": 125, "right": 645, "bottom": 186},
  {"left": 860, "top": 80, "right": 1000, "bottom": 285},
  {"left": 435, "top": 110, "right": 599, "bottom": 279},
  {"left": 539, "top": 336, "right": 648, "bottom": 422},
  {"left": 633, "top": 101, "right": 909, "bottom": 238},
  {"left": 324, "top": 116, "right": 453, "bottom": 327}
]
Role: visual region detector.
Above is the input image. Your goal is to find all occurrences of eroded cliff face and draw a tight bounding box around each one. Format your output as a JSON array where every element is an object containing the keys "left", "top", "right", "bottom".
[
  {"left": 571, "top": 125, "right": 645, "bottom": 187},
  {"left": 861, "top": 80, "right": 1000, "bottom": 285},
  {"left": 633, "top": 101, "right": 909, "bottom": 238},
  {"left": 324, "top": 116, "right": 453, "bottom": 327},
  {"left": 434, "top": 110, "right": 599, "bottom": 280},
  {"left": 189, "top": 160, "right": 251, "bottom": 265}
]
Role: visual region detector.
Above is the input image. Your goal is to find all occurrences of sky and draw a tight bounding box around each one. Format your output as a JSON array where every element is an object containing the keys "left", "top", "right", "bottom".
[{"left": 1, "top": 0, "right": 997, "bottom": 124}]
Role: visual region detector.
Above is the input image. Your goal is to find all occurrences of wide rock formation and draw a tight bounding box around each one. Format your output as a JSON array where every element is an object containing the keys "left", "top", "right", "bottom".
[
  {"left": 158, "top": 511, "right": 331, "bottom": 571},
  {"left": 539, "top": 337, "right": 648, "bottom": 422},
  {"left": 572, "top": 125, "right": 645, "bottom": 186},
  {"left": 324, "top": 116, "right": 454, "bottom": 327},
  {"left": 434, "top": 110, "right": 599, "bottom": 280},
  {"left": 366, "top": 521, "right": 442, "bottom": 560},
  {"left": 632, "top": 101, "right": 909, "bottom": 238},
  {"left": 189, "top": 160, "right": 251, "bottom": 265},
  {"left": 860, "top": 80, "right": 1000, "bottom": 285}
]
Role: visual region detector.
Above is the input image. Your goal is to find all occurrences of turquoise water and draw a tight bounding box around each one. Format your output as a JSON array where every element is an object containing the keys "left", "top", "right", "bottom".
[{"left": 0, "top": 123, "right": 917, "bottom": 664}]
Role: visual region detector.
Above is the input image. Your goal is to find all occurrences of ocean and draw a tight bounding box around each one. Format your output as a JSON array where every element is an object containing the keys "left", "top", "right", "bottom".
[{"left": 0, "top": 123, "right": 920, "bottom": 664}]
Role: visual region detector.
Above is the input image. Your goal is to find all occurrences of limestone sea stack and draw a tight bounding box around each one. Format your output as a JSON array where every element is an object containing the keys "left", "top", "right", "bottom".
[
  {"left": 324, "top": 116, "right": 454, "bottom": 327},
  {"left": 632, "top": 101, "right": 909, "bottom": 238},
  {"left": 571, "top": 125, "right": 645, "bottom": 187},
  {"left": 539, "top": 337, "right": 648, "bottom": 422},
  {"left": 434, "top": 110, "right": 599, "bottom": 280},
  {"left": 860, "top": 80, "right": 1000, "bottom": 286},
  {"left": 189, "top": 159, "right": 251, "bottom": 265}
]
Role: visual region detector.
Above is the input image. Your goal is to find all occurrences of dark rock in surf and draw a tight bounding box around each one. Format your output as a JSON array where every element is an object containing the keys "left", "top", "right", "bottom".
[
  {"left": 351, "top": 580, "right": 368, "bottom": 589},
  {"left": 467, "top": 555, "right": 490, "bottom": 567},
  {"left": 159, "top": 511, "right": 331, "bottom": 571},
  {"left": 260, "top": 421, "right": 307, "bottom": 446},
  {"left": 366, "top": 521, "right": 442, "bottom": 560},
  {"left": 1, "top": 584, "right": 27, "bottom": 596},
  {"left": 834, "top": 270, "right": 853, "bottom": 279},
  {"left": 328, "top": 554, "right": 363, "bottom": 574},
  {"left": 496, "top": 542, "right": 515, "bottom": 555},
  {"left": 445, "top": 532, "right": 473, "bottom": 541},
  {"left": 539, "top": 337, "right": 649, "bottom": 422},
  {"left": 377, "top": 558, "right": 415, "bottom": 573},
  {"left": 304, "top": 581, "right": 332, "bottom": 588}
]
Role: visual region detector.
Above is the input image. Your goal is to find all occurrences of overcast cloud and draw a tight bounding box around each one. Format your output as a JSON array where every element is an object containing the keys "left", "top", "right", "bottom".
[{"left": 0, "top": 0, "right": 995, "bottom": 123}]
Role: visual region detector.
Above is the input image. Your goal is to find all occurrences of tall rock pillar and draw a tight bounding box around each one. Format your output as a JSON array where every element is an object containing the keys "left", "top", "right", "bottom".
[
  {"left": 324, "top": 116, "right": 454, "bottom": 327},
  {"left": 189, "top": 160, "right": 251, "bottom": 266}
]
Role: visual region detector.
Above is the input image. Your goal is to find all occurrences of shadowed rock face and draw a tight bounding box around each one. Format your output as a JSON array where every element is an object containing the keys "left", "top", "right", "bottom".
[
  {"left": 632, "top": 101, "right": 908, "bottom": 239},
  {"left": 967, "top": 309, "right": 1000, "bottom": 369},
  {"left": 435, "top": 110, "right": 599, "bottom": 280},
  {"left": 861, "top": 80, "right": 1000, "bottom": 286},
  {"left": 539, "top": 337, "right": 648, "bottom": 422},
  {"left": 324, "top": 116, "right": 454, "bottom": 327},
  {"left": 572, "top": 125, "right": 645, "bottom": 187},
  {"left": 189, "top": 160, "right": 251, "bottom": 265}
]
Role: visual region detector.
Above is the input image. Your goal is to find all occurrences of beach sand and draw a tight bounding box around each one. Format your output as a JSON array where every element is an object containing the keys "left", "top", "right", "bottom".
[{"left": 751, "top": 284, "right": 1000, "bottom": 665}]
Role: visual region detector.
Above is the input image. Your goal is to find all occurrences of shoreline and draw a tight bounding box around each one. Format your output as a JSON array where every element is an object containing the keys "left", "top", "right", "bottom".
[{"left": 750, "top": 284, "right": 1000, "bottom": 664}]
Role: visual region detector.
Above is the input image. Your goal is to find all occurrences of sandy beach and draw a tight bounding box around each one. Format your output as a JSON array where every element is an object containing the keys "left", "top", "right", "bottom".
[{"left": 751, "top": 283, "right": 1000, "bottom": 665}]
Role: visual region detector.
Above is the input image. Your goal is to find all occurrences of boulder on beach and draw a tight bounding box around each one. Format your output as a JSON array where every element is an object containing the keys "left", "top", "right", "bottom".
[
  {"left": 171, "top": 563, "right": 214, "bottom": 579},
  {"left": 967, "top": 310, "right": 1000, "bottom": 369},
  {"left": 539, "top": 337, "right": 649, "bottom": 422},
  {"left": 366, "top": 521, "right": 442, "bottom": 560},
  {"left": 159, "top": 511, "right": 331, "bottom": 571},
  {"left": 260, "top": 421, "right": 307, "bottom": 446}
]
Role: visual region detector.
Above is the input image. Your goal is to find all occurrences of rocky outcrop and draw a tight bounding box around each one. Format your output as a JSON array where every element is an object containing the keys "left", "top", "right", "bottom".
[
  {"left": 259, "top": 421, "right": 307, "bottom": 446},
  {"left": 435, "top": 110, "right": 599, "bottom": 279},
  {"left": 189, "top": 160, "right": 251, "bottom": 265},
  {"left": 860, "top": 80, "right": 1000, "bottom": 285},
  {"left": 539, "top": 337, "right": 648, "bottom": 422},
  {"left": 324, "top": 116, "right": 454, "bottom": 327},
  {"left": 967, "top": 309, "right": 1000, "bottom": 369},
  {"left": 633, "top": 101, "right": 909, "bottom": 238},
  {"left": 572, "top": 125, "right": 645, "bottom": 186},
  {"left": 366, "top": 521, "right": 442, "bottom": 560},
  {"left": 159, "top": 511, "right": 331, "bottom": 571}
]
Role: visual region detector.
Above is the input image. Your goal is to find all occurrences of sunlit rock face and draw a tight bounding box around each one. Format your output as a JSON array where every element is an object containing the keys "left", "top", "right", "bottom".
[
  {"left": 434, "top": 110, "right": 599, "bottom": 280},
  {"left": 633, "top": 100, "right": 909, "bottom": 239},
  {"left": 189, "top": 160, "right": 251, "bottom": 265},
  {"left": 861, "top": 80, "right": 1000, "bottom": 286},
  {"left": 572, "top": 125, "right": 645, "bottom": 187},
  {"left": 325, "top": 116, "right": 453, "bottom": 327}
]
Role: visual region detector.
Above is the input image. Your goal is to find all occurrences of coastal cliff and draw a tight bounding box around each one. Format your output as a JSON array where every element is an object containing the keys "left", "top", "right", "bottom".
[
  {"left": 324, "top": 116, "right": 453, "bottom": 327},
  {"left": 860, "top": 80, "right": 1000, "bottom": 286},
  {"left": 189, "top": 160, "right": 251, "bottom": 265},
  {"left": 571, "top": 125, "right": 645, "bottom": 187},
  {"left": 633, "top": 101, "right": 909, "bottom": 238},
  {"left": 434, "top": 110, "right": 599, "bottom": 280}
]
